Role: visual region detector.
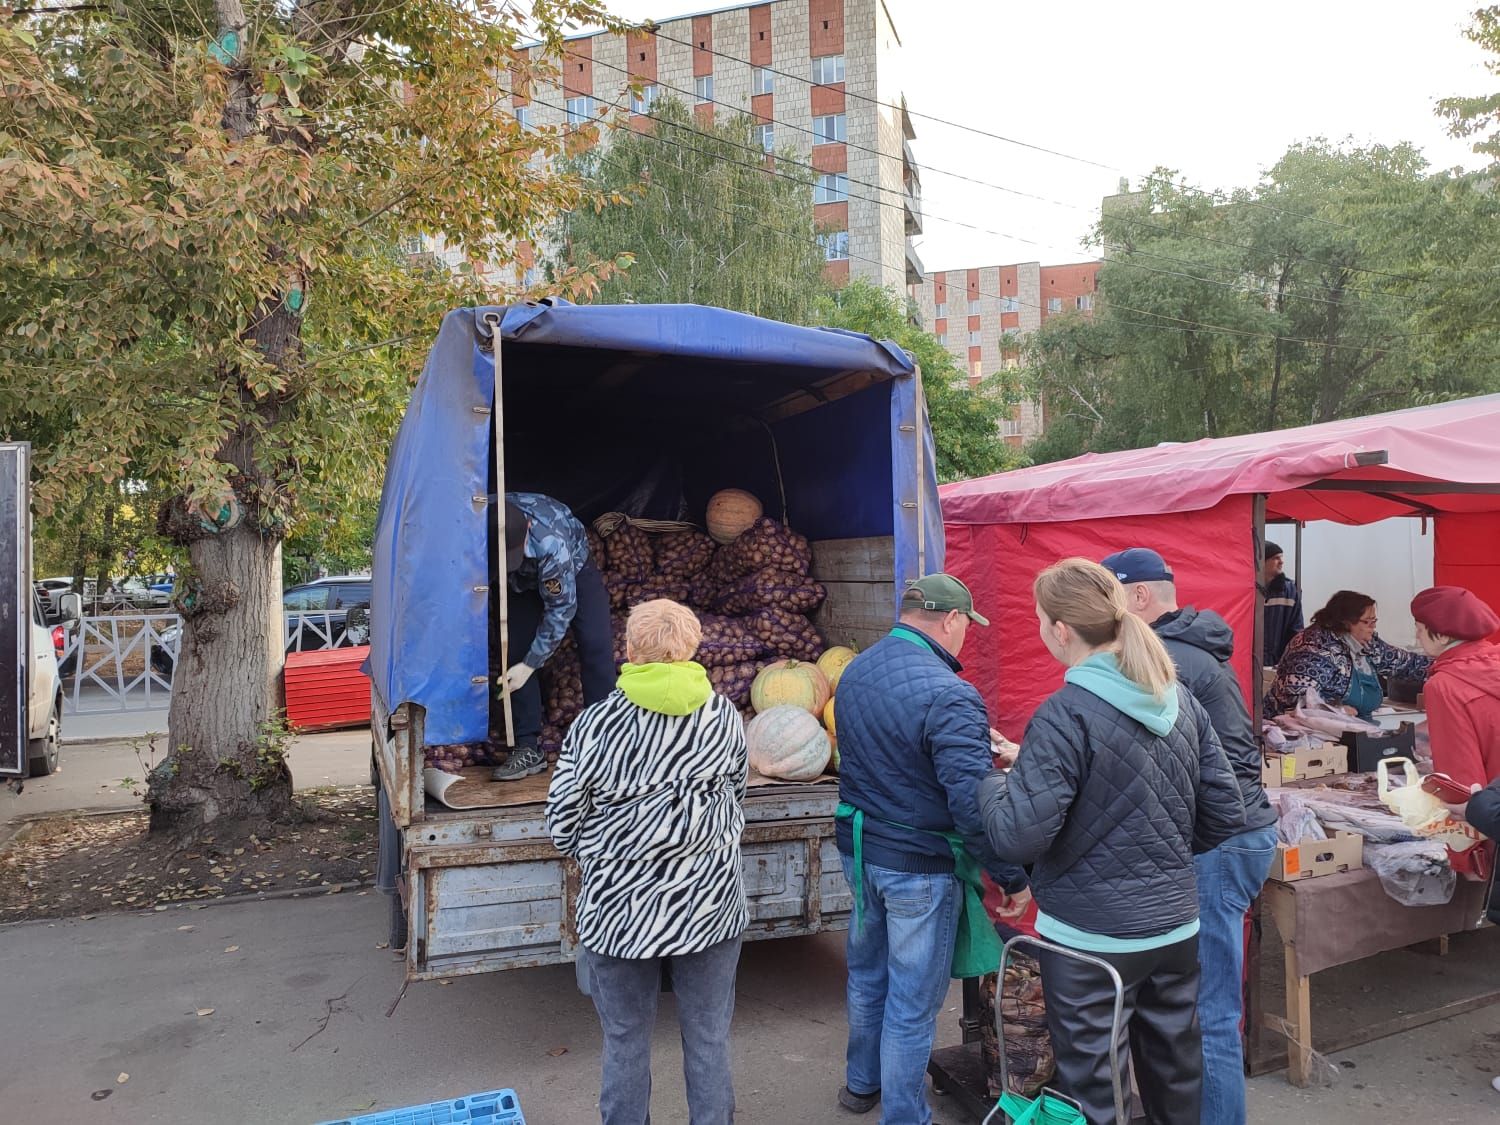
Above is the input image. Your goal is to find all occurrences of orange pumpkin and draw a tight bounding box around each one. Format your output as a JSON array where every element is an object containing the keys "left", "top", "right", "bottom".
[
  {"left": 750, "top": 659, "right": 831, "bottom": 716},
  {"left": 706, "top": 488, "right": 764, "bottom": 544},
  {"left": 816, "top": 646, "right": 857, "bottom": 691}
]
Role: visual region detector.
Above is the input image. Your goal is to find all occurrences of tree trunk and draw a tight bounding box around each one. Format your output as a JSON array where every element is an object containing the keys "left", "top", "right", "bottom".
[
  {"left": 149, "top": 520, "right": 294, "bottom": 841},
  {"left": 94, "top": 499, "right": 115, "bottom": 597}
]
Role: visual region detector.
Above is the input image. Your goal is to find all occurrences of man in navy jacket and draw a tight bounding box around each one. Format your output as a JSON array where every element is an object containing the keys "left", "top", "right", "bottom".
[{"left": 834, "top": 574, "right": 1022, "bottom": 1122}]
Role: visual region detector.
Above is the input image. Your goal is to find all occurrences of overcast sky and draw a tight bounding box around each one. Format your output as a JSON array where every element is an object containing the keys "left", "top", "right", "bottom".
[{"left": 593, "top": 0, "right": 1493, "bottom": 271}]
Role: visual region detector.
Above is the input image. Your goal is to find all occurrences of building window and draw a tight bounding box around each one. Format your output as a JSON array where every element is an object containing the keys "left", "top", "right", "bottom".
[
  {"left": 565, "top": 96, "right": 595, "bottom": 125},
  {"left": 970, "top": 360, "right": 983, "bottom": 380},
  {"left": 968, "top": 330, "right": 982, "bottom": 346},
  {"left": 514, "top": 105, "right": 534, "bottom": 131},
  {"left": 753, "top": 67, "right": 774, "bottom": 96},
  {"left": 1001, "top": 419, "right": 1023, "bottom": 437},
  {"left": 819, "top": 230, "right": 849, "bottom": 261},
  {"left": 1076, "top": 294, "right": 1094, "bottom": 311},
  {"left": 968, "top": 298, "right": 981, "bottom": 315},
  {"left": 936, "top": 332, "right": 947, "bottom": 346},
  {"left": 814, "top": 172, "right": 848, "bottom": 204},
  {"left": 934, "top": 301, "right": 946, "bottom": 318},
  {"left": 630, "top": 85, "right": 659, "bottom": 115},
  {"left": 811, "top": 54, "right": 846, "bottom": 84},
  {"left": 1047, "top": 297, "right": 1063, "bottom": 313},
  {"left": 694, "top": 74, "right": 714, "bottom": 103},
  {"left": 813, "top": 114, "right": 846, "bottom": 144},
  {"left": 753, "top": 123, "right": 774, "bottom": 153},
  {"left": 398, "top": 235, "right": 424, "bottom": 256},
  {"left": 1000, "top": 296, "right": 1019, "bottom": 313},
  {"left": 522, "top": 266, "right": 538, "bottom": 288}
]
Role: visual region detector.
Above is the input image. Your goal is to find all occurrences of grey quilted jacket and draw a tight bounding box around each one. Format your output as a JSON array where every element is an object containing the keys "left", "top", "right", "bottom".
[{"left": 979, "top": 683, "right": 1245, "bottom": 940}]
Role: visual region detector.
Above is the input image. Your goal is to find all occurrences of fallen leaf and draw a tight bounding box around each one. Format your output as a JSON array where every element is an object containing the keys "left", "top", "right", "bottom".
[
  {"left": 90, "top": 1089, "right": 112, "bottom": 1102},
  {"left": 224, "top": 945, "right": 239, "bottom": 953},
  {"left": 196, "top": 1008, "right": 215, "bottom": 1017},
  {"left": 233, "top": 848, "right": 245, "bottom": 856},
  {"left": 177, "top": 925, "right": 195, "bottom": 932},
  {"left": 547, "top": 1046, "right": 568, "bottom": 1057},
  {"left": 117, "top": 1072, "right": 129, "bottom": 1084},
  {"left": 437, "top": 980, "right": 451, "bottom": 987}
]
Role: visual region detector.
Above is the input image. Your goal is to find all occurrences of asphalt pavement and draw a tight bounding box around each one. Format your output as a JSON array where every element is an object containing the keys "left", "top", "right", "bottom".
[{"left": 0, "top": 888, "right": 1495, "bottom": 1124}]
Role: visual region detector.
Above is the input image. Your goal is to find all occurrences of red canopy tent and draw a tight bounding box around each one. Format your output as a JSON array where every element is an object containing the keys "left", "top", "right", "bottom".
[{"left": 941, "top": 393, "right": 1500, "bottom": 738}]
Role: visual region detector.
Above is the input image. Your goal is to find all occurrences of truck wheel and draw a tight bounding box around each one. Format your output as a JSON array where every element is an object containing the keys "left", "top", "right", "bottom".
[
  {"left": 26, "top": 705, "right": 61, "bottom": 778},
  {"left": 389, "top": 893, "right": 409, "bottom": 952}
]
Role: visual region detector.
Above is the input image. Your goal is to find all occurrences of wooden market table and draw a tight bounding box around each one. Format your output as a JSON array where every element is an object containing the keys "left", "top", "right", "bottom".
[{"left": 1248, "top": 866, "right": 1494, "bottom": 1086}]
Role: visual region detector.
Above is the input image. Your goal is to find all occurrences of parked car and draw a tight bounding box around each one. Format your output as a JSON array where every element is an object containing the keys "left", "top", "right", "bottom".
[
  {"left": 152, "top": 576, "right": 371, "bottom": 677},
  {"left": 24, "top": 587, "right": 76, "bottom": 776},
  {"left": 112, "top": 575, "right": 173, "bottom": 609}
]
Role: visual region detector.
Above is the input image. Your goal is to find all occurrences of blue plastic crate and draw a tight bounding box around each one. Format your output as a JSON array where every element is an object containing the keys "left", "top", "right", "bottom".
[{"left": 316, "top": 1088, "right": 525, "bottom": 1125}]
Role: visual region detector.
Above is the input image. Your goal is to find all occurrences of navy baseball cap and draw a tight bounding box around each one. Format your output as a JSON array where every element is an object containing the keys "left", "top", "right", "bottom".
[{"left": 1101, "top": 548, "right": 1174, "bottom": 584}]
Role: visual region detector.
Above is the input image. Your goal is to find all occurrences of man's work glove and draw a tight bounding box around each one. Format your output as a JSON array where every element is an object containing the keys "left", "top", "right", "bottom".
[{"left": 498, "top": 662, "right": 536, "bottom": 695}]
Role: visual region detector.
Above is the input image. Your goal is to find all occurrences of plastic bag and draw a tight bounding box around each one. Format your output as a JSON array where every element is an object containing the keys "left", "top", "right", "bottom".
[
  {"left": 1366, "top": 839, "right": 1456, "bottom": 906},
  {"left": 1273, "top": 686, "right": 1383, "bottom": 740},
  {"left": 1276, "top": 794, "right": 1328, "bottom": 845}
]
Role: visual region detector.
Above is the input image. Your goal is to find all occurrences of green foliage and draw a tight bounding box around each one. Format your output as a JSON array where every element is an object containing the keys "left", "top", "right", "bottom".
[
  {"left": 550, "top": 97, "right": 829, "bottom": 324},
  {"left": 1023, "top": 141, "right": 1500, "bottom": 462},
  {"left": 1436, "top": 6, "right": 1500, "bottom": 167},
  {"left": 0, "top": 0, "right": 622, "bottom": 538},
  {"left": 818, "top": 282, "right": 1026, "bottom": 482}
]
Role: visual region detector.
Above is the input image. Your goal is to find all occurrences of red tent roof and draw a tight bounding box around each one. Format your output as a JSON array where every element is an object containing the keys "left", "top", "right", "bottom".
[{"left": 941, "top": 393, "right": 1500, "bottom": 527}]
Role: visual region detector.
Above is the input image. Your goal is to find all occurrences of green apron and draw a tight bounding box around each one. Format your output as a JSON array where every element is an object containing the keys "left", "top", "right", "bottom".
[{"left": 837, "top": 802, "right": 1002, "bottom": 979}]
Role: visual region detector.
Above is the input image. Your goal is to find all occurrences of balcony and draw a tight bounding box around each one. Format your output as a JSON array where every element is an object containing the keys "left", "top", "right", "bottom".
[
  {"left": 905, "top": 240, "right": 925, "bottom": 286},
  {"left": 904, "top": 177, "right": 923, "bottom": 236},
  {"left": 900, "top": 95, "right": 916, "bottom": 142}
]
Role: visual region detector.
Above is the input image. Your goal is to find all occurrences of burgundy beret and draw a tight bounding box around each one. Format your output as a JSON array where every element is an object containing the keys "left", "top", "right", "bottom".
[{"left": 1410, "top": 586, "right": 1500, "bottom": 642}]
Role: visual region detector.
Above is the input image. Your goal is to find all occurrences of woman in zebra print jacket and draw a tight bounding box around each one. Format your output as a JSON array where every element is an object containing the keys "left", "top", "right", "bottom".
[{"left": 546, "top": 598, "right": 749, "bottom": 1125}]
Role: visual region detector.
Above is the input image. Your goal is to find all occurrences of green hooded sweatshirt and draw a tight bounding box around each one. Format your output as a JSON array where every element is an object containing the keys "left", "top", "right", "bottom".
[
  {"left": 1064, "top": 652, "right": 1178, "bottom": 735},
  {"left": 617, "top": 661, "right": 713, "bottom": 716}
]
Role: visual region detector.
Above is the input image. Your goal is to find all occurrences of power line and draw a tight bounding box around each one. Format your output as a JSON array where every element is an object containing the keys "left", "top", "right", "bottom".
[
  {"left": 632, "top": 24, "right": 1359, "bottom": 233},
  {"left": 565, "top": 44, "right": 1453, "bottom": 293},
  {"left": 527, "top": 91, "right": 1484, "bottom": 357}
]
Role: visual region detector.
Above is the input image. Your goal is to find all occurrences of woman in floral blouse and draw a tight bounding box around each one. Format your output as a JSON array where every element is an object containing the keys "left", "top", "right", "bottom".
[{"left": 1264, "top": 590, "right": 1431, "bottom": 720}]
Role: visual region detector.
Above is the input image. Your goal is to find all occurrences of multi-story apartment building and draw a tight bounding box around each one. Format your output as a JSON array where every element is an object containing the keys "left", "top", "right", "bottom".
[
  {"left": 910, "top": 260, "right": 1101, "bottom": 445},
  {"left": 511, "top": 0, "right": 923, "bottom": 291}
]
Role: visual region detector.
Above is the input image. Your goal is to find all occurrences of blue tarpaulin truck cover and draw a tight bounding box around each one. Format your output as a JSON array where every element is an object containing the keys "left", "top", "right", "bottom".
[{"left": 368, "top": 301, "right": 943, "bottom": 747}]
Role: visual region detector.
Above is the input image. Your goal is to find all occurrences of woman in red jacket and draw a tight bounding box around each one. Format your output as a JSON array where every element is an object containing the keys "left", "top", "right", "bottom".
[{"left": 1410, "top": 586, "right": 1500, "bottom": 880}]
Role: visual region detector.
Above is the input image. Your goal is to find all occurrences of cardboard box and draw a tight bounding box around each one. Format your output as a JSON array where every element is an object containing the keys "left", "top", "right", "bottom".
[
  {"left": 1261, "top": 744, "right": 1349, "bottom": 788},
  {"left": 1268, "top": 831, "right": 1364, "bottom": 883}
]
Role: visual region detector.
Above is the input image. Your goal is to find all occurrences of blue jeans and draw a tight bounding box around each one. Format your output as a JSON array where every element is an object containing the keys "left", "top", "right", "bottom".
[
  {"left": 1193, "top": 824, "right": 1277, "bottom": 1125},
  {"left": 581, "top": 935, "right": 741, "bottom": 1125},
  {"left": 840, "top": 854, "right": 961, "bottom": 1125}
]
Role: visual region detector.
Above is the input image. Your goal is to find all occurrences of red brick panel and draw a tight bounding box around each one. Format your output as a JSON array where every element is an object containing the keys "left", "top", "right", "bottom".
[
  {"left": 814, "top": 201, "right": 849, "bottom": 229},
  {"left": 811, "top": 144, "right": 847, "bottom": 172},
  {"left": 693, "top": 15, "right": 713, "bottom": 77},
  {"left": 934, "top": 317, "right": 947, "bottom": 335},
  {"left": 810, "top": 0, "right": 844, "bottom": 57},
  {"left": 1001, "top": 312, "right": 1020, "bottom": 330},
  {"left": 1000, "top": 265, "right": 1017, "bottom": 292},
  {"left": 934, "top": 276, "right": 947, "bottom": 303},
  {"left": 824, "top": 259, "right": 850, "bottom": 285},
  {"left": 968, "top": 346, "right": 982, "bottom": 364},
  {"left": 627, "top": 30, "right": 657, "bottom": 82},
  {"left": 749, "top": 5, "right": 773, "bottom": 65},
  {"left": 967, "top": 315, "right": 981, "bottom": 332},
  {"left": 750, "top": 93, "right": 773, "bottom": 122},
  {"left": 564, "top": 36, "right": 592, "bottom": 98},
  {"left": 695, "top": 102, "right": 714, "bottom": 126},
  {"left": 810, "top": 85, "right": 845, "bottom": 117},
  {"left": 967, "top": 268, "right": 980, "bottom": 297}
]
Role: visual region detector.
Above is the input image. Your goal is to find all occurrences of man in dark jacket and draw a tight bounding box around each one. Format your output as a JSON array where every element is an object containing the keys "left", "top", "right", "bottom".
[
  {"left": 1104, "top": 547, "right": 1278, "bottom": 1125},
  {"left": 834, "top": 574, "right": 1023, "bottom": 1123},
  {"left": 1260, "top": 541, "right": 1303, "bottom": 666}
]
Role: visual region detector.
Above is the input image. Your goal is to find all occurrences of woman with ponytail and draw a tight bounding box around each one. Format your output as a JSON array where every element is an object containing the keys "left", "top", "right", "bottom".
[{"left": 979, "top": 559, "right": 1245, "bottom": 1125}]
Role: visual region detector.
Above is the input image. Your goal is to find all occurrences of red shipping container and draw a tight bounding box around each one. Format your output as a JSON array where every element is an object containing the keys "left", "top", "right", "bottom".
[{"left": 284, "top": 645, "right": 372, "bottom": 732}]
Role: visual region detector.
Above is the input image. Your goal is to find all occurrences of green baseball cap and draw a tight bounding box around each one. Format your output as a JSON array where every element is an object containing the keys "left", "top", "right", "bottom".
[{"left": 901, "top": 574, "right": 990, "bottom": 626}]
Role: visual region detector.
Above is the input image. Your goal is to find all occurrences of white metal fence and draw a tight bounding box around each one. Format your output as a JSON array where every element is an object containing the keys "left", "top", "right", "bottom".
[{"left": 60, "top": 611, "right": 367, "bottom": 714}]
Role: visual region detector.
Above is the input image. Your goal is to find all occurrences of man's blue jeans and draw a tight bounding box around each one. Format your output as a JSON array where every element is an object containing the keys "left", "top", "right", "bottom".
[
  {"left": 841, "top": 854, "right": 961, "bottom": 1125},
  {"left": 1193, "top": 824, "right": 1277, "bottom": 1125}
]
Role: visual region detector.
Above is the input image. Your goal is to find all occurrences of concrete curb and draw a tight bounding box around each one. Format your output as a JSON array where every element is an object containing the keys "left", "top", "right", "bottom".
[
  {"left": 0, "top": 880, "right": 380, "bottom": 931},
  {"left": 0, "top": 803, "right": 137, "bottom": 851}
]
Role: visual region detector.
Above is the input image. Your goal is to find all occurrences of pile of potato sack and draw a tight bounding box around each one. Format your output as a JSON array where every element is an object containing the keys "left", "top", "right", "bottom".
[{"left": 423, "top": 490, "right": 831, "bottom": 774}]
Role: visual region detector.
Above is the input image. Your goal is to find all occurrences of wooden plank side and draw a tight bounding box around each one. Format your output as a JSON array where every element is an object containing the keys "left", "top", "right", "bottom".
[{"left": 811, "top": 537, "right": 896, "bottom": 583}]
